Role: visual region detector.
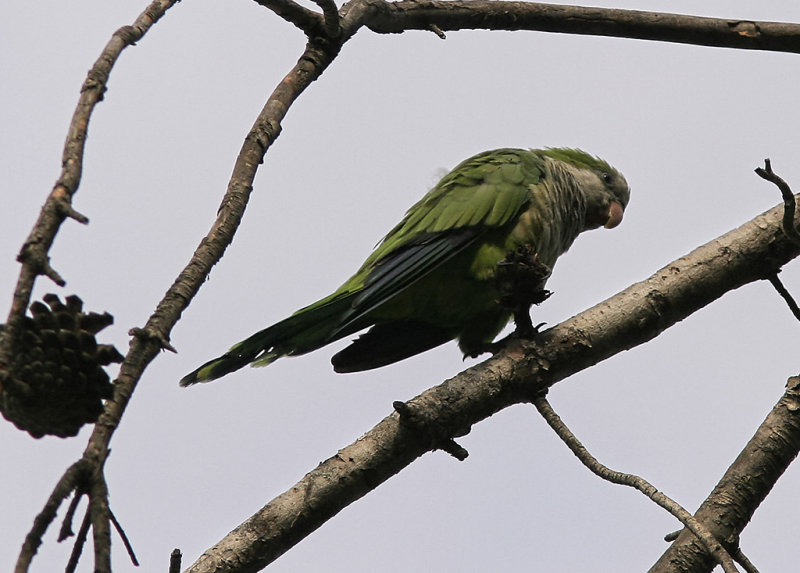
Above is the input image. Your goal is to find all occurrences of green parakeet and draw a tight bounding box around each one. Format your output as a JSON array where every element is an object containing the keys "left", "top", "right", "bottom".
[{"left": 180, "top": 148, "right": 629, "bottom": 386}]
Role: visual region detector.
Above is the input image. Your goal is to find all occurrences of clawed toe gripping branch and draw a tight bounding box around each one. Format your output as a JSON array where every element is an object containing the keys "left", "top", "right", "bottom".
[{"left": 496, "top": 245, "right": 552, "bottom": 337}]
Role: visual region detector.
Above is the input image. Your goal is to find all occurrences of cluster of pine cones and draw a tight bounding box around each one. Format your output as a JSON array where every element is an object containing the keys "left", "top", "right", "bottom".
[{"left": 0, "top": 294, "right": 123, "bottom": 438}]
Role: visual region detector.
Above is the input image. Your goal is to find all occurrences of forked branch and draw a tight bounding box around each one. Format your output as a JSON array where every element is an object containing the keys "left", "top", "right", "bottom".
[
  {"left": 532, "top": 395, "right": 741, "bottom": 573},
  {"left": 650, "top": 376, "right": 800, "bottom": 573}
]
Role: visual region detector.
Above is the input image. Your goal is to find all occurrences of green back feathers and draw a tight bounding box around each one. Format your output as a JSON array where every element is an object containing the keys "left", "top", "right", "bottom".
[{"left": 362, "top": 149, "right": 543, "bottom": 267}]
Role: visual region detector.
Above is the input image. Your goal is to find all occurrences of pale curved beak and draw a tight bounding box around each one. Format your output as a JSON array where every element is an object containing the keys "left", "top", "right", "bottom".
[{"left": 604, "top": 201, "right": 624, "bottom": 229}]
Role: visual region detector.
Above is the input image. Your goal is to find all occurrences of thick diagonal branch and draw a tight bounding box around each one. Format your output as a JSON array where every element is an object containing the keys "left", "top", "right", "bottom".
[
  {"left": 648, "top": 376, "right": 800, "bottom": 573},
  {"left": 184, "top": 198, "right": 800, "bottom": 573}
]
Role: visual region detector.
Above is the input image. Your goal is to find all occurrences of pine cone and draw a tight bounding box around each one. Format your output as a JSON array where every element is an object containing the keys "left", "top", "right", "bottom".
[{"left": 0, "top": 294, "right": 123, "bottom": 438}]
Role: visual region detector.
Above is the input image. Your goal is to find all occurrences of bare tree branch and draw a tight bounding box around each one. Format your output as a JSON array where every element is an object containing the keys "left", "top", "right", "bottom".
[
  {"left": 359, "top": 1, "right": 800, "bottom": 54},
  {"left": 649, "top": 375, "right": 800, "bottom": 573},
  {"left": 0, "top": 0, "right": 180, "bottom": 384},
  {"left": 532, "top": 395, "right": 741, "bottom": 573},
  {"left": 184, "top": 198, "right": 800, "bottom": 572}
]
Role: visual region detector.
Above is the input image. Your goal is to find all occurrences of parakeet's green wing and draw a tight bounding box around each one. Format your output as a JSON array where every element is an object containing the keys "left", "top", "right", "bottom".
[{"left": 332, "top": 148, "right": 544, "bottom": 336}]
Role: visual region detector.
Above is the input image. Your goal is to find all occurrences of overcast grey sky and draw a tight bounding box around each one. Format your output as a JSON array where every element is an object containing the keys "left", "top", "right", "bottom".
[{"left": 3, "top": 1, "right": 800, "bottom": 571}]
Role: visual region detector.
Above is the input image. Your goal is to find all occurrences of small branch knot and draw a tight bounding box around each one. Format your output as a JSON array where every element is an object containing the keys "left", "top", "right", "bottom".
[
  {"left": 393, "top": 400, "right": 469, "bottom": 460},
  {"left": 129, "top": 327, "right": 177, "bottom": 353}
]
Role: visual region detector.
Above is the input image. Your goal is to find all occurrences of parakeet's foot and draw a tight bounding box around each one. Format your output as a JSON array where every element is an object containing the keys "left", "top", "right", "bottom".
[
  {"left": 496, "top": 245, "right": 553, "bottom": 307},
  {"left": 497, "top": 245, "right": 552, "bottom": 338},
  {"left": 512, "top": 310, "right": 536, "bottom": 338}
]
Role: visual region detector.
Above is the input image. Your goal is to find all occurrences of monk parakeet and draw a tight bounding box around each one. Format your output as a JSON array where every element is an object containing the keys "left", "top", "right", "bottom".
[{"left": 180, "top": 148, "right": 629, "bottom": 386}]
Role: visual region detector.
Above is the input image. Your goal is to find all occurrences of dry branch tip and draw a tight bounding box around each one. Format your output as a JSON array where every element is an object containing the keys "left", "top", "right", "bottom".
[
  {"left": 428, "top": 23, "right": 446, "bottom": 39},
  {"left": 755, "top": 158, "right": 800, "bottom": 243},
  {"left": 58, "top": 490, "right": 86, "bottom": 541},
  {"left": 169, "top": 549, "right": 182, "bottom": 573},
  {"left": 766, "top": 272, "right": 800, "bottom": 323},
  {"left": 16, "top": 251, "right": 67, "bottom": 287},
  {"left": 109, "top": 508, "right": 140, "bottom": 566},
  {"left": 55, "top": 193, "right": 90, "bottom": 224}
]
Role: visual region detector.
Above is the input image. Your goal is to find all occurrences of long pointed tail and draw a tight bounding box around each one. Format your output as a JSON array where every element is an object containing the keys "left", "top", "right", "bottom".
[
  {"left": 179, "top": 335, "right": 267, "bottom": 386},
  {"left": 180, "top": 292, "right": 362, "bottom": 386}
]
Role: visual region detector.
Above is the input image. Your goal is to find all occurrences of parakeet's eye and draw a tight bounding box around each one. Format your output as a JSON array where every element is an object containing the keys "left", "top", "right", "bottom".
[{"left": 602, "top": 172, "right": 614, "bottom": 184}]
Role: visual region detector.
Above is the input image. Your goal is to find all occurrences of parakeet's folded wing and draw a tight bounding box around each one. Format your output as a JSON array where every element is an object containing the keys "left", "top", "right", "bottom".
[{"left": 331, "top": 148, "right": 544, "bottom": 336}]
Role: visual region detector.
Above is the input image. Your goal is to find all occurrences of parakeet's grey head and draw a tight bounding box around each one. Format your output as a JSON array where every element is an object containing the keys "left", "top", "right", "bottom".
[{"left": 538, "top": 148, "right": 630, "bottom": 231}]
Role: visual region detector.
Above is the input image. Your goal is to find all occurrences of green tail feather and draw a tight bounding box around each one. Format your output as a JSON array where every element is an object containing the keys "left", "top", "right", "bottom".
[{"left": 180, "top": 292, "right": 361, "bottom": 386}]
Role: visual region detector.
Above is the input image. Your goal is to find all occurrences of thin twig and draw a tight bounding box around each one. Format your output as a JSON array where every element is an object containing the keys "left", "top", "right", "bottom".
[
  {"left": 532, "top": 395, "right": 741, "bottom": 573},
  {"left": 732, "top": 546, "right": 761, "bottom": 573},
  {"left": 755, "top": 158, "right": 800, "bottom": 243},
  {"left": 65, "top": 506, "right": 92, "bottom": 573},
  {"left": 767, "top": 273, "right": 800, "bottom": 322},
  {"left": 58, "top": 490, "right": 85, "bottom": 541},
  {"left": 109, "top": 508, "right": 139, "bottom": 566}
]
